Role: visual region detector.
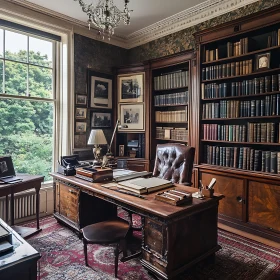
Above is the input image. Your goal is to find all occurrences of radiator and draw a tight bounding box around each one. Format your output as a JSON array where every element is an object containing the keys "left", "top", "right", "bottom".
[{"left": 0, "top": 186, "right": 54, "bottom": 224}]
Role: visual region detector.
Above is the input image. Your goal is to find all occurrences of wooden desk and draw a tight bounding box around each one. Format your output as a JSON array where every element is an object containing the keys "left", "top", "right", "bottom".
[
  {"left": 0, "top": 218, "right": 41, "bottom": 280},
  {"left": 51, "top": 172, "right": 224, "bottom": 280},
  {"left": 0, "top": 175, "right": 44, "bottom": 238}
]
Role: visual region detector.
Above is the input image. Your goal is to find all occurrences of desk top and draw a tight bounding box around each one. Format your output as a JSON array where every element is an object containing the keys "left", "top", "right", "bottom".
[
  {"left": 0, "top": 174, "right": 44, "bottom": 189},
  {"left": 51, "top": 172, "right": 224, "bottom": 219},
  {"left": 0, "top": 219, "right": 40, "bottom": 270}
]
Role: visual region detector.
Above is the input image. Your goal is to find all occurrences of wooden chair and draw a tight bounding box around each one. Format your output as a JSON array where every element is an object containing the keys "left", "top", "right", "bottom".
[{"left": 81, "top": 217, "right": 130, "bottom": 278}]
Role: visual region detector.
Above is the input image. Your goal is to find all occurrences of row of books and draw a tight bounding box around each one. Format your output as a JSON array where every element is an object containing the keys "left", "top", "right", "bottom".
[
  {"left": 202, "top": 95, "right": 280, "bottom": 118},
  {"left": 227, "top": 38, "right": 249, "bottom": 57},
  {"left": 154, "top": 91, "right": 188, "bottom": 106},
  {"left": 156, "top": 127, "right": 188, "bottom": 141},
  {"left": 204, "top": 145, "right": 280, "bottom": 174},
  {"left": 154, "top": 71, "right": 188, "bottom": 91},
  {"left": 202, "top": 59, "right": 253, "bottom": 81},
  {"left": 203, "top": 123, "right": 278, "bottom": 143},
  {"left": 155, "top": 110, "right": 188, "bottom": 123},
  {"left": 205, "top": 48, "right": 219, "bottom": 62},
  {"left": 267, "top": 30, "right": 280, "bottom": 47},
  {"left": 201, "top": 74, "right": 280, "bottom": 99}
]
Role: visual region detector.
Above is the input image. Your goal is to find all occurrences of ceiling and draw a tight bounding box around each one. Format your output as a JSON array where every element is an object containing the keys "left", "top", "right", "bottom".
[{"left": 21, "top": 0, "right": 207, "bottom": 37}]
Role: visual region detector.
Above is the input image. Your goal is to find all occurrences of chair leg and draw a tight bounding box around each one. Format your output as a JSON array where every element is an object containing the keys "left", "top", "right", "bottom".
[
  {"left": 114, "top": 243, "right": 120, "bottom": 278},
  {"left": 83, "top": 239, "right": 88, "bottom": 266}
]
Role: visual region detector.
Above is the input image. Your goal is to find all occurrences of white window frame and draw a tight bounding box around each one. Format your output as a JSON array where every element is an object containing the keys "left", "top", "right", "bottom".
[{"left": 0, "top": 7, "right": 75, "bottom": 184}]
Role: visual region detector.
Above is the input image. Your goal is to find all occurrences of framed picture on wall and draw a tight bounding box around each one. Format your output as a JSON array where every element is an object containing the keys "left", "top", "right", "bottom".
[
  {"left": 91, "top": 112, "right": 111, "bottom": 128},
  {"left": 76, "top": 108, "right": 87, "bottom": 119},
  {"left": 76, "top": 94, "right": 87, "bottom": 105},
  {"left": 76, "top": 122, "right": 87, "bottom": 133},
  {"left": 118, "top": 73, "right": 144, "bottom": 103},
  {"left": 89, "top": 75, "right": 112, "bottom": 109},
  {"left": 119, "top": 103, "right": 145, "bottom": 132}
]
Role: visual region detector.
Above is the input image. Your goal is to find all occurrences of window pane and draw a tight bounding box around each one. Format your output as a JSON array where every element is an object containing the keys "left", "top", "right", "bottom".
[
  {"left": 5, "top": 30, "right": 27, "bottom": 62},
  {"left": 0, "top": 60, "right": 3, "bottom": 93},
  {"left": 0, "top": 29, "right": 3, "bottom": 58},
  {"left": 29, "top": 65, "right": 53, "bottom": 98},
  {"left": 5, "top": 61, "right": 27, "bottom": 95},
  {"left": 0, "top": 98, "right": 54, "bottom": 181},
  {"left": 29, "top": 37, "right": 53, "bottom": 67}
]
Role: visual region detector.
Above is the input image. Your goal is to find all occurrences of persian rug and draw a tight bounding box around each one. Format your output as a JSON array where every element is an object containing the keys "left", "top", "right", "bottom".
[{"left": 24, "top": 216, "right": 280, "bottom": 280}]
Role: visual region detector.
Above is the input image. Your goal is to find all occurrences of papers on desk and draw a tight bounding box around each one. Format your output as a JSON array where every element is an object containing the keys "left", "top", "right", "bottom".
[
  {"left": 117, "top": 177, "right": 173, "bottom": 194},
  {"left": 112, "top": 169, "right": 152, "bottom": 183}
]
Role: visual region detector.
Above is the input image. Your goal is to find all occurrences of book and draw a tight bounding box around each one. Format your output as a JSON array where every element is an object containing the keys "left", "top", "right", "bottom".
[{"left": 119, "top": 177, "right": 173, "bottom": 194}]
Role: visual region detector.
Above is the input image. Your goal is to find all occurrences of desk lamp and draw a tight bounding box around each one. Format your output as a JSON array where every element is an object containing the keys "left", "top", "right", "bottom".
[{"left": 87, "top": 129, "right": 107, "bottom": 166}]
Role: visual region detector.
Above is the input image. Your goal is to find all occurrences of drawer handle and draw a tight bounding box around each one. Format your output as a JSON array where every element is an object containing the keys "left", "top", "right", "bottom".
[
  {"left": 236, "top": 196, "right": 243, "bottom": 203},
  {"left": 68, "top": 189, "right": 77, "bottom": 195}
]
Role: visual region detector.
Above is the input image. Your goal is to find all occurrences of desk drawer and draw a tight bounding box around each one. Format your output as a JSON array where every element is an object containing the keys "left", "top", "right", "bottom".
[{"left": 59, "top": 184, "right": 80, "bottom": 224}]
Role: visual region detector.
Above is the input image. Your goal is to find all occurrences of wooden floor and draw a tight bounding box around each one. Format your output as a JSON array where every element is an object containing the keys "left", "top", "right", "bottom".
[{"left": 218, "top": 223, "right": 280, "bottom": 249}]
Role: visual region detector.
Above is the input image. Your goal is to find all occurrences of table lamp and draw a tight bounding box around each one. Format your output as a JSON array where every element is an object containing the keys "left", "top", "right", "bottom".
[{"left": 87, "top": 129, "right": 107, "bottom": 166}]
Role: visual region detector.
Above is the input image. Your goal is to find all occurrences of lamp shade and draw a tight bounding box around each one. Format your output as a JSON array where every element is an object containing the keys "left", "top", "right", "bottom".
[{"left": 87, "top": 129, "right": 107, "bottom": 145}]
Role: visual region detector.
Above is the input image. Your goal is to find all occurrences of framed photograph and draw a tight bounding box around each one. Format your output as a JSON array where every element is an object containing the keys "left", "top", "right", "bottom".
[
  {"left": 76, "top": 94, "right": 87, "bottom": 105},
  {"left": 118, "top": 73, "right": 144, "bottom": 103},
  {"left": 119, "top": 145, "right": 125, "bottom": 157},
  {"left": 255, "top": 52, "right": 270, "bottom": 71},
  {"left": 76, "top": 122, "right": 87, "bottom": 133},
  {"left": 91, "top": 112, "right": 111, "bottom": 128},
  {"left": 90, "top": 76, "right": 112, "bottom": 109},
  {"left": 76, "top": 108, "right": 87, "bottom": 119},
  {"left": 119, "top": 103, "right": 145, "bottom": 132}
]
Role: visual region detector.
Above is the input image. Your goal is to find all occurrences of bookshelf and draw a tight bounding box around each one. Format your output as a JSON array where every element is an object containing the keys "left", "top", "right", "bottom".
[
  {"left": 195, "top": 6, "right": 280, "bottom": 242},
  {"left": 149, "top": 51, "right": 196, "bottom": 164}
]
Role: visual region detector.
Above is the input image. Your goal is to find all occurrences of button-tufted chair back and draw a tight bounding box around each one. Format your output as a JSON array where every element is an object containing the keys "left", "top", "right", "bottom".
[{"left": 152, "top": 144, "right": 195, "bottom": 185}]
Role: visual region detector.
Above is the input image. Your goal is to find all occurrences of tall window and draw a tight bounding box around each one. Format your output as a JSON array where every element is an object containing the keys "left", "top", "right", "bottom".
[{"left": 0, "top": 24, "right": 58, "bottom": 181}]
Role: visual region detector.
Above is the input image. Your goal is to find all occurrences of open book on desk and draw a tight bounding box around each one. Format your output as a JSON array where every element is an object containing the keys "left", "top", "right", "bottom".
[{"left": 118, "top": 177, "right": 173, "bottom": 194}]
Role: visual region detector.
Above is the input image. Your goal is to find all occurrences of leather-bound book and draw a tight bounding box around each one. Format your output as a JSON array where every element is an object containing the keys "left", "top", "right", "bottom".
[
  {"left": 254, "top": 150, "right": 261, "bottom": 171},
  {"left": 259, "top": 77, "right": 265, "bottom": 93},
  {"left": 271, "top": 123, "right": 275, "bottom": 143},
  {"left": 277, "top": 152, "right": 280, "bottom": 174},
  {"left": 265, "top": 151, "right": 271, "bottom": 173},
  {"left": 270, "top": 151, "right": 277, "bottom": 173},
  {"left": 249, "top": 149, "right": 254, "bottom": 170},
  {"left": 265, "top": 76, "right": 271, "bottom": 93},
  {"left": 238, "top": 147, "right": 243, "bottom": 169},
  {"left": 261, "top": 151, "right": 266, "bottom": 172}
]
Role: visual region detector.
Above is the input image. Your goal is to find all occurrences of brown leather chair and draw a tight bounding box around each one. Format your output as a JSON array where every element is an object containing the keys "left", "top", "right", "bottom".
[
  {"left": 152, "top": 143, "right": 195, "bottom": 185},
  {"left": 81, "top": 217, "right": 130, "bottom": 278}
]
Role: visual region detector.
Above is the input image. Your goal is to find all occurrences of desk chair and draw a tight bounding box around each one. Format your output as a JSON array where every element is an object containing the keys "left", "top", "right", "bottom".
[
  {"left": 153, "top": 143, "right": 195, "bottom": 185},
  {"left": 81, "top": 217, "right": 130, "bottom": 278},
  {"left": 128, "top": 143, "right": 195, "bottom": 231}
]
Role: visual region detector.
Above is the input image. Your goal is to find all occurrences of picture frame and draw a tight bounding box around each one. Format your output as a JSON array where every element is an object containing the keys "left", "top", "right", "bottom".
[
  {"left": 91, "top": 112, "right": 111, "bottom": 128},
  {"left": 119, "top": 145, "right": 125, "bottom": 157},
  {"left": 76, "top": 94, "right": 87, "bottom": 105},
  {"left": 76, "top": 108, "right": 87, "bottom": 119},
  {"left": 76, "top": 122, "right": 87, "bottom": 133},
  {"left": 255, "top": 52, "right": 271, "bottom": 71},
  {"left": 118, "top": 73, "right": 144, "bottom": 103},
  {"left": 119, "top": 103, "right": 145, "bottom": 132},
  {"left": 89, "top": 75, "right": 112, "bottom": 109}
]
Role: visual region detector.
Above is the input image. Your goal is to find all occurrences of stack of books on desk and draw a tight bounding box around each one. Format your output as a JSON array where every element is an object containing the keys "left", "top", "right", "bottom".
[{"left": 118, "top": 177, "right": 173, "bottom": 194}]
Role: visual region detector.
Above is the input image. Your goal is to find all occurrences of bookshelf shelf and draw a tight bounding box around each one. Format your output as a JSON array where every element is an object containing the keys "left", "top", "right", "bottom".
[
  {"left": 202, "top": 45, "right": 280, "bottom": 66},
  {"left": 202, "top": 91, "right": 280, "bottom": 101},
  {"left": 201, "top": 140, "right": 280, "bottom": 146},
  {"left": 202, "top": 115, "right": 280, "bottom": 121},
  {"left": 202, "top": 67, "right": 280, "bottom": 83},
  {"left": 154, "top": 86, "right": 188, "bottom": 92},
  {"left": 155, "top": 138, "right": 188, "bottom": 143},
  {"left": 155, "top": 121, "right": 188, "bottom": 124},
  {"left": 154, "top": 104, "right": 188, "bottom": 107}
]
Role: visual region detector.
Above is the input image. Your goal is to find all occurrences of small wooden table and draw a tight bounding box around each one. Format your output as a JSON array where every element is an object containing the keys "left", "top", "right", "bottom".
[
  {"left": 0, "top": 174, "right": 44, "bottom": 238},
  {"left": 0, "top": 218, "right": 41, "bottom": 280}
]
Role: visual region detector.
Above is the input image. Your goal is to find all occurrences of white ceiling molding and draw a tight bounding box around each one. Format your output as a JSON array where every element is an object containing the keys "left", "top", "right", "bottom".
[
  {"left": 4, "top": 0, "right": 260, "bottom": 49},
  {"left": 126, "top": 0, "right": 260, "bottom": 49}
]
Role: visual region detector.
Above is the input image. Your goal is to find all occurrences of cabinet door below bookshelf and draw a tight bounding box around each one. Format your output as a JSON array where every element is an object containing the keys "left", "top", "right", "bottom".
[{"left": 200, "top": 171, "right": 244, "bottom": 221}]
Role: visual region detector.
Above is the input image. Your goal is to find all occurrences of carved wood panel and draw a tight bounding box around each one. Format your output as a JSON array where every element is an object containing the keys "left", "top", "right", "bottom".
[
  {"left": 200, "top": 172, "right": 244, "bottom": 221},
  {"left": 248, "top": 181, "right": 280, "bottom": 233}
]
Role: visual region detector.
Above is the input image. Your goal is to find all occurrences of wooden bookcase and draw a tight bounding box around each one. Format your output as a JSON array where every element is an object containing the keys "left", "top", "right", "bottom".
[
  {"left": 149, "top": 51, "right": 196, "bottom": 168},
  {"left": 195, "top": 6, "right": 280, "bottom": 242}
]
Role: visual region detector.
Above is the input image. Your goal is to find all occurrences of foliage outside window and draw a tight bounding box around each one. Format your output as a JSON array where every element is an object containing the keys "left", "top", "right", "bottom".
[{"left": 0, "top": 27, "right": 55, "bottom": 181}]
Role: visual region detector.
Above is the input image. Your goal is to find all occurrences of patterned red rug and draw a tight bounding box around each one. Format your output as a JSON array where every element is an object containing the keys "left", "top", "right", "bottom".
[{"left": 24, "top": 216, "right": 280, "bottom": 280}]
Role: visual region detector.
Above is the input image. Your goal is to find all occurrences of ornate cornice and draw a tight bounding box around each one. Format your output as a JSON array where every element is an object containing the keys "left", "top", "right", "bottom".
[
  {"left": 126, "top": 0, "right": 259, "bottom": 48},
  {"left": 4, "top": 0, "right": 260, "bottom": 49}
]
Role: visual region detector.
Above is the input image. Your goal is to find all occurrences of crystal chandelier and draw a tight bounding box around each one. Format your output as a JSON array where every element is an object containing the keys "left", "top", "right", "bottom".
[{"left": 74, "top": 0, "right": 132, "bottom": 40}]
